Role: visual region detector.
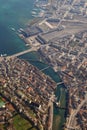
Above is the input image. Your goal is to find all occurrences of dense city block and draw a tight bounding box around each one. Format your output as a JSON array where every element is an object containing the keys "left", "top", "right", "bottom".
[{"left": 0, "top": 57, "right": 56, "bottom": 130}]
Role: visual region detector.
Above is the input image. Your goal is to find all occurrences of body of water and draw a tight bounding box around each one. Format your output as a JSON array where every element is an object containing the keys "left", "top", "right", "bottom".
[
  {"left": 0, "top": 0, "right": 66, "bottom": 129},
  {"left": 19, "top": 52, "right": 66, "bottom": 130},
  {"left": 0, "top": 0, "right": 34, "bottom": 55}
]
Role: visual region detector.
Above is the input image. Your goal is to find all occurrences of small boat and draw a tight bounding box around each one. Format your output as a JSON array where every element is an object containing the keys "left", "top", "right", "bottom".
[
  {"left": 1, "top": 54, "right": 7, "bottom": 57},
  {"left": 18, "top": 28, "right": 24, "bottom": 33},
  {"left": 32, "top": 14, "right": 37, "bottom": 17},
  {"left": 31, "top": 11, "right": 37, "bottom": 15},
  {"left": 11, "top": 27, "right": 15, "bottom": 31},
  {"left": 33, "top": 8, "right": 38, "bottom": 11}
]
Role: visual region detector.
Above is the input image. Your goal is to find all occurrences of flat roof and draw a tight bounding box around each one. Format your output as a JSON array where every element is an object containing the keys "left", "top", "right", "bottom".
[{"left": 39, "top": 30, "right": 70, "bottom": 43}]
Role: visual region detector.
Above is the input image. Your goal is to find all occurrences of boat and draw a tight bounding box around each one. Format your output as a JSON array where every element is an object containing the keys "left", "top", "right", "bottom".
[
  {"left": 32, "top": 14, "right": 37, "bottom": 18},
  {"left": 32, "top": 8, "right": 38, "bottom": 11},
  {"left": 18, "top": 28, "right": 24, "bottom": 33},
  {"left": 11, "top": 27, "right": 15, "bottom": 31},
  {"left": 31, "top": 11, "right": 37, "bottom": 15},
  {"left": 1, "top": 54, "right": 7, "bottom": 57}
]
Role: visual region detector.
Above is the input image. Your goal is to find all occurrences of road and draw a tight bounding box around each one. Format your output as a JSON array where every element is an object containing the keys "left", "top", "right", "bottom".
[
  {"left": 47, "top": 93, "right": 55, "bottom": 130},
  {"left": 48, "top": 101, "right": 53, "bottom": 130},
  {"left": 67, "top": 96, "right": 87, "bottom": 130},
  {"left": 7, "top": 43, "right": 50, "bottom": 59},
  {"left": 57, "top": 0, "right": 77, "bottom": 27}
]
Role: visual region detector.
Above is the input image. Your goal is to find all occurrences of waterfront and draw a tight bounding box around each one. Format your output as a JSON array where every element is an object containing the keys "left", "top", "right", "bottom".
[
  {"left": 0, "top": 0, "right": 34, "bottom": 55},
  {"left": 0, "top": 0, "right": 66, "bottom": 129},
  {"left": 19, "top": 51, "right": 66, "bottom": 130}
]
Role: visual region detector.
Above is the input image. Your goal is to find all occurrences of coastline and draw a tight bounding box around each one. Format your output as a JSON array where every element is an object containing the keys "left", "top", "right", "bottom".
[
  {"left": 16, "top": 9, "right": 67, "bottom": 130},
  {"left": 0, "top": 0, "right": 86, "bottom": 129},
  {"left": 0, "top": 0, "right": 34, "bottom": 55},
  {"left": 0, "top": 0, "right": 67, "bottom": 129}
]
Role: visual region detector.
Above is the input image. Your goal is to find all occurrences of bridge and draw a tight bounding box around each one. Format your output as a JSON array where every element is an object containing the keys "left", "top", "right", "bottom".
[
  {"left": 40, "top": 66, "right": 50, "bottom": 71},
  {"left": 57, "top": 82, "right": 64, "bottom": 86},
  {"left": 7, "top": 46, "right": 40, "bottom": 58}
]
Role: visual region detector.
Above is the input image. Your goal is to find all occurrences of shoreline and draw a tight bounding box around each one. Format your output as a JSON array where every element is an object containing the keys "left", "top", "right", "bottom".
[
  {"left": 17, "top": 43, "right": 67, "bottom": 130},
  {"left": 15, "top": 17, "right": 67, "bottom": 130},
  {"left": 7, "top": 0, "right": 67, "bottom": 129}
]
